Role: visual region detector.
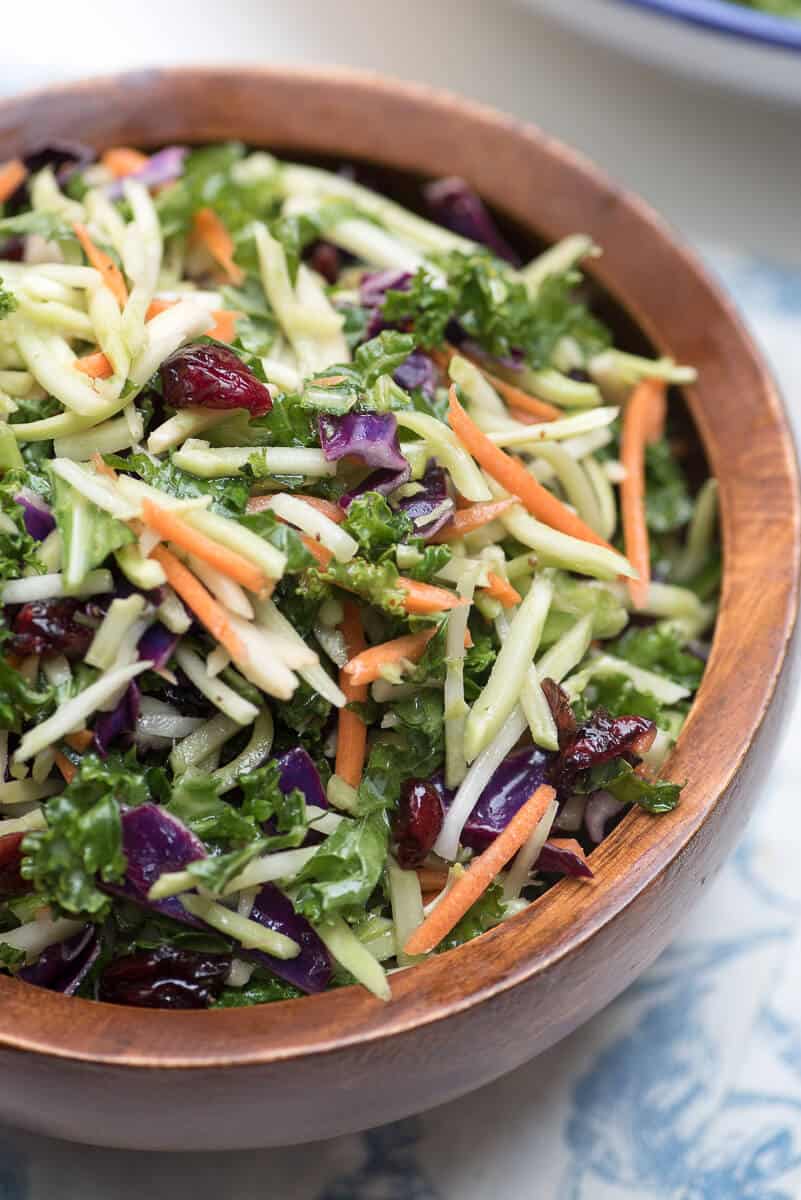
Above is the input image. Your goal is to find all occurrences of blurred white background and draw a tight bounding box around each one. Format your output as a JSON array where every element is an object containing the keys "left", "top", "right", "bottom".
[{"left": 5, "top": 0, "right": 800, "bottom": 265}]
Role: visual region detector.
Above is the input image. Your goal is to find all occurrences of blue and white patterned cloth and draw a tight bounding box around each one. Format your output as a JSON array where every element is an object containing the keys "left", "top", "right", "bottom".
[{"left": 3, "top": 248, "right": 800, "bottom": 1200}]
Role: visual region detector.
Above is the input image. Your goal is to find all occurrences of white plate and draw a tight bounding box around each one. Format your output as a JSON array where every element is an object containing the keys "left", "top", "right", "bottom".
[{"left": 528, "top": 0, "right": 801, "bottom": 106}]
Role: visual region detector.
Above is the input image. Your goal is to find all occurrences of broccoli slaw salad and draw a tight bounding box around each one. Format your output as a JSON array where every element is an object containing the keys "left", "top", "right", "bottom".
[{"left": 0, "top": 143, "right": 718, "bottom": 1008}]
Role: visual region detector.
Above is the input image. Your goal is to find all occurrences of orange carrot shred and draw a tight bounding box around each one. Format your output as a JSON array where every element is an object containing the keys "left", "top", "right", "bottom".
[
  {"left": 54, "top": 751, "right": 76, "bottom": 784},
  {"left": 311, "top": 375, "right": 347, "bottom": 388},
  {"left": 336, "top": 602, "right": 368, "bottom": 788},
  {"left": 139, "top": 499, "right": 268, "bottom": 594},
  {"left": 447, "top": 387, "right": 614, "bottom": 550},
  {"left": 620, "top": 379, "right": 662, "bottom": 609},
  {"left": 404, "top": 784, "right": 556, "bottom": 955},
  {"left": 300, "top": 535, "right": 333, "bottom": 567},
  {"left": 246, "top": 494, "right": 345, "bottom": 524},
  {"left": 397, "top": 578, "right": 466, "bottom": 615},
  {"left": 145, "top": 298, "right": 240, "bottom": 343},
  {"left": 145, "top": 298, "right": 177, "bottom": 321},
  {"left": 91, "top": 452, "right": 117, "bottom": 480},
  {"left": 507, "top": 407, "right": 541, "bottom": 426},
  {"left": 72, "top": 222, "right": 128, "bottom": 307},
  {"left": 64, "top": 730, "right": 94, "bottom": 753},
  {"left": 429, "top": 498, "right": 517, "bottom": 543},
  {"left": 430, "top": 344, "right": 561, "bottom": 421},
  {"left": 482, "top": 571, "right": 521, "bottom": 608},
  {"left": 343, "top": 626, "right": 470, "bottom": 688},
  {"left": 0, "top": 158, "right": 27, "bottom": 204},
  {"left": 149, "top": 545, "right": 244, "bottom": 659},
  {"left": 642, "top": 378, "right": 668, "bottom": 446},
  {"left": 474, "top": 368, "right": 561, "bottom": 422},
  {"left": 75, "top": 350, "right": 114, "bottom": 379},
  {"left": 343, "top": 629, "right": 439, "bottom": 688},
  {"left": 192, "top": 207, "right": 244, "bottom": 286},
  {"left": 101, "top": 147, "right": 149, "bottom": 179},
  {"left": 416, "top": 866, "right": 450, "bottom": 892},
  {"left": 205, "top": 309, "right": 241, "bottom": 343}
]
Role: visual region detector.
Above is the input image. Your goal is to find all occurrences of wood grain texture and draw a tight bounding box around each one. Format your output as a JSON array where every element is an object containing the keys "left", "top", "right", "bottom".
[{"left": 0, "top": 67, "right": 798, "bottom": 1150}]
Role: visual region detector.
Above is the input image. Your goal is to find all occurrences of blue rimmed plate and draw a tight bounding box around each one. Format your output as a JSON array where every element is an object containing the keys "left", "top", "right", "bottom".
[{"left": 530, "top": 0, "right": 801, "bottom": 105}]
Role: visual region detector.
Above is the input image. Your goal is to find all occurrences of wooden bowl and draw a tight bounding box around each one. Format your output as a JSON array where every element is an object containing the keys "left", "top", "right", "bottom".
[{"left": 0, "top": 67, "right": 797, "bottom": 1151}]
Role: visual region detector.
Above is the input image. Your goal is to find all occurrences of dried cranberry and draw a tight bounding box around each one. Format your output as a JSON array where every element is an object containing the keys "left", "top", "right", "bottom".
[
  {"left": 98, "top": 947, "right": 232, "bottom": 1010},
  {"left": 307, "top": 241, "right": 341, "bottom": 284},
  {"left": 0, "top": 833, "right": 27, "bottom": 898},
  {"left": 160, "top": 344, "right": 272, "bottom": 416},
  {"left": 566, "top": 712, "right": 655, "bottom": 774},
  {"left": 10, "top": 599, "right": 94, "bottom": 659},
  {"left": 541, "top": 678, "right": 578, "bottom": 750},
  {"left": 551, "top": 709, "right": 656, "bottom": 798},
  {"left": 0, "top": 237, "right": 24, "bottom": 262},
  {"left": 392, "top": 779, "right": 444, "bottom": 869}
]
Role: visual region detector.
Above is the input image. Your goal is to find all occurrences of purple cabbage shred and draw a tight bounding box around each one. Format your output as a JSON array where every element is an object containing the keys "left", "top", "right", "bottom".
[
  {"left": 18, "top": 924, "right": 100, "bottom": 996},
  {"left": 93, "top": 681, "right": 141, "bottom": 758},
  {"left": 106, "top": 146, "right": 188, "bottom": 200},
  {"left": 423, "top": 177, "right": 520, "bottom": 265},
  {"left": 14, "top": 492, "right": 55, "bottom": 541}
]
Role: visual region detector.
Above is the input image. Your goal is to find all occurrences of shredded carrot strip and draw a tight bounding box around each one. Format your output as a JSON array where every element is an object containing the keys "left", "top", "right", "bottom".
[
  {"left": 621, "top": 379, "right": 661, "bottom": 609},
  {"left": 192, "top": 208, "right": 244, "bottom": 286},
  {"left": 140, "top": 499, "right": 268, "bottom": 594},
  {"left": 295, "top": 495, "right": 346, "bottom": 523},
  {"left": 342, "top": 629, "right": 439, "bottom": 688},
  {"left": 482, "top": 571, "right": 521, "bottom": 608},
  {"left": 204, "top": 309, "right": 240, "bottom": 343},
  {"left": 0, "top": 158, "right": 27, "bottom": 204},
  {"left": 101, "top": 147, "right": 149, "bottom": 179},
  {"left": 431, "top": 344, "right": 560, "bottom": 421},
  {"left": 397, "top": 577, "right": 465, "bottom": 615},
  {"left": 429, "top": 498, "right": 517, "bottom": 543},
  {"left": 91, "top": 452, "right": 117, "bottom": 480},
  {"left": 404, "top": 784, "right": 556, "bottom": 955},
  {"left": 144, "top": 298, "right": 180, "bottom": 321},
  {"left": 641, "top": 377, "right": 668, "bottom": 446},
  {"left": 145, "top": 298, "right": 240, "bottom": 343},
  {"left": 343, "top": 626, "right": 470, "bottom": 688},
  {"left": 336, "top": 602, "right": 368, "bottom": 788},
  {"left": 246, "top": 494, "right": 345, "bottom": 523},
  {"left": 507, "top": 407, "right": 541, "bottom": 426},
  {"left": 301, "top": 535, "right": 333, "bottom": 567},
  {"left": 75, "top": 350, "right": 114, "bottom": 379},
  {"left": 54, "top": 751, "right": 76, "bottom": 784},
  {"left": 473, "top": 367, "right": 561, "bottom": 422},
  {"left": 311, "top": 375, "right": 348, "bottom": 388},
  {"left": 416, "top": 866, "right": 450, "bottom": 892},
  {"left": 64, "top": 730, "right": 94, "bottom": 753},
  {"left": 149, "top": 545, "right": 244, "bottom": 659},
  {"left": 447, "top": 387, "right": 613, "bottom": 550},
  {"left": 72, "top": 222, "right": 128, "bottom": 308}
]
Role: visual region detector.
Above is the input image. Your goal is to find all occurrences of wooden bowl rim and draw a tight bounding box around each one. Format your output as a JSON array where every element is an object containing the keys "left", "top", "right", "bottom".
[{"left": 0, "top": 64, "right": 797, "bottom": 1070}]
